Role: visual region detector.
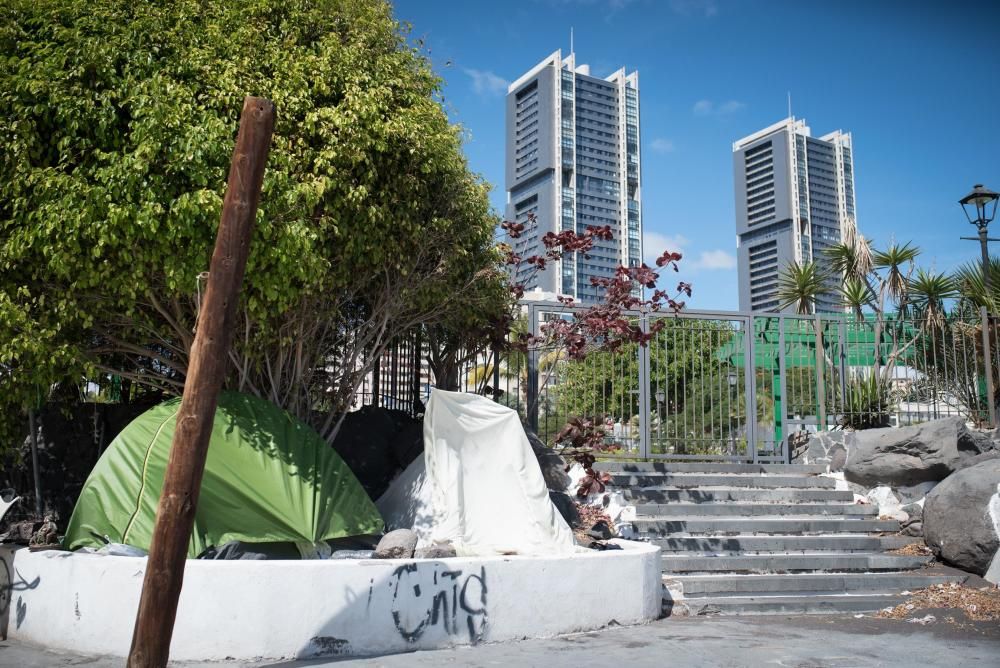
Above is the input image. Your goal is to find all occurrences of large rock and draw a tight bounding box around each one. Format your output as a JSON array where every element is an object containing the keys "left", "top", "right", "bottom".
[
  {"left": 923, "top": 459, "right": 1000, "bottom": 576},
  {"left": 795, "top": 430, "right": 849, "bottom": 472},
  {"left": 525, "top": 428, "right": 571, "bottom": 491},
  {"left": 844, "top": 417, "right": 998, "bottom": 488},
  {"left": 373, "top": 528, "right": 417, "bottom": 559}
]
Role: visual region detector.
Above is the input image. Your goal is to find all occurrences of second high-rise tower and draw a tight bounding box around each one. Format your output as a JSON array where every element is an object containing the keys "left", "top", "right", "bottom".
[{"left": 505, "top": 50, "right": 642, "bottom": 304}]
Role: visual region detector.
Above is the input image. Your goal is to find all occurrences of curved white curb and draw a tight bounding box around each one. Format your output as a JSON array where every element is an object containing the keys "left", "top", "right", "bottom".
[{"left": 0, "top": 540, "right": 660, "bottom": 660}]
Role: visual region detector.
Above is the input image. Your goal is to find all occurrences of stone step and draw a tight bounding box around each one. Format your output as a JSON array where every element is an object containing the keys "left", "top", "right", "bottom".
[
  {"left": 652, "top": 535, "right": 920, "bottom": 554},
  {"left": 600, "top": 462, "right": 826, "bottom": 475},
  {"left": 634, "top": 517, "right": 900, "bottom": 536},
  {"left": 611, "top": 473, "right": 837, "bottom": 489},
  {"left": 660, "top": 552, "right": 933, "bottom": 573},
  {"left": 666, "top": 571, "right": 966, "bottom": 596},
  {"left": 623, "top": 487, "right": 856, "bottom": 504},
  {"left": 635, "top": 503, "right": 878, "bottom": 517},
  {"left": 678, "top": 593, "right": 906, "bottom": 616}
]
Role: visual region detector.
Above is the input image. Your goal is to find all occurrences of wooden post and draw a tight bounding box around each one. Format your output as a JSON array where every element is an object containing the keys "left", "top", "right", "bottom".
[{"left": 127, "top": 96, "right": 275, "bottom": 668}]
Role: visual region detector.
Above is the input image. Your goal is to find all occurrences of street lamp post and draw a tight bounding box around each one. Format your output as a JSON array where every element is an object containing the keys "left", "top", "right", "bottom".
[{"left": 959, "top": 184, "right": 999, "bottom": 304}]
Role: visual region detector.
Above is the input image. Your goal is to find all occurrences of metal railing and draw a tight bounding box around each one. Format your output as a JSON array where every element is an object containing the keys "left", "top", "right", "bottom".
[{"left": 355, "top": 303, "right": 998, "bottom": 463}]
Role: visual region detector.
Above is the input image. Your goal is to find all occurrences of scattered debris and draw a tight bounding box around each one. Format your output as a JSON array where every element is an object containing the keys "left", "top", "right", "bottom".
[
  {"left": 28, "top": 516, "right": 59, "bottom": 548},
  {"left": 908, "top": 614, "right": 936, "bottom": 625},
  {"left": 887, "top": 542, "right": 933, "bottom": 557},
  {"left": 574, "top": 504, "right": 614, "bottom": 547},
  {"left": 0, "top": 519, "right": 42, "bottom": 545},
  {"left": 878, "top": 583, "right": 1000, "bottom": 621}
]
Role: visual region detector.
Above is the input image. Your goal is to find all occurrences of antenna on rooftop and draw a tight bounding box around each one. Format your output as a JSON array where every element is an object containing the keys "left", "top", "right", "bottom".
[
  {"left": 570, "top": 27, "right": 574, "bottom": 55},
  {"left": 787, "top": 91, "right": 792, "bottom": 120}
]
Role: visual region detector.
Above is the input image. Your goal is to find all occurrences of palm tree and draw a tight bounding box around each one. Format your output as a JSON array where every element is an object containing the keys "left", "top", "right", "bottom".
[
  {"left": 953, "top": 257, "right": 1000, "bottom": 314},
  {"left": 872, "top": 242, "right": 920, "bottom": 310},
  {"left": 827, "top": 227, "right": 874, "bottom": 285},
  {"left": 908, "top": 268, "right": 957, "bottom": 329},
  {"left": 778, "top": 261, "right": 834, "bottom": 426},
  {"left": 839, "top": 277, "right": 870, "bottom": 320},
  {"left": 778, "top": 261, "right": 830, "bottom": 315},
  {"left": 825, "top": 229, "right": 877, "bottom": 313}
]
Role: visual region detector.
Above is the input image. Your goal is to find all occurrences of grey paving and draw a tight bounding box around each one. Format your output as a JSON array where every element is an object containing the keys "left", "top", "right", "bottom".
[
  {"left": 670, "top": 571, "right": 966, "bottom": 595},
  {"left": 3, "top": 614, "right": 999, "bottom": 667}
]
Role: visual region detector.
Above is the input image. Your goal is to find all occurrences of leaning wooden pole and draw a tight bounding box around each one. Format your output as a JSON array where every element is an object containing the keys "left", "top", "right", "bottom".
[{"left": 127, "top": 96, "right": 275, "bottom": 668}]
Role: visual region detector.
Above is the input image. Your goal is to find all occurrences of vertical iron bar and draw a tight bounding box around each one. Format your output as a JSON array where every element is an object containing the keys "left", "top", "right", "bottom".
[
  {"left": 638, "top": 313, "right": 651, "bottom": 459},
  {"left": 527, "top": 304, "right": 539, "bottom": 434},
  {"left": 778, "top": 316, "right": 789, "bottom": 463},
  {"left": 744, "top": 316, "right": 756, "bottom": 463}
]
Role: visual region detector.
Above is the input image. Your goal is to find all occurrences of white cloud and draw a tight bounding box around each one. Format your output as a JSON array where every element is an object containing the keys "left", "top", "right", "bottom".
[
  {"left": 643, "top": 233, "right": 735, "bottom": 274},
  {"left": 692, "top": 99, "right": 713, "bottom": 116},
  {"left": 669, "top": 0, "right": 718, "bottom": 17},
  {"left": 643, "top": 231, "right": 689, "bottom": 266},
  {"left": 691, "top": 249, "right": 737, "bottom": 270},
  {"left": 692, "top": 99, "right": 745, "bottom": 116},
  {"left": 650, "top": 138, "right": 675, "bottom": 154},
  {"left": 464, "top": 68, "right": 509, "bottom": 97}
]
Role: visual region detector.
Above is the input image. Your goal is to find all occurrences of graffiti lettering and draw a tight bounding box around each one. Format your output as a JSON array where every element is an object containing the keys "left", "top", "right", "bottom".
[{"left": 389, "top": 563, "right": 488, "bottom": 644}]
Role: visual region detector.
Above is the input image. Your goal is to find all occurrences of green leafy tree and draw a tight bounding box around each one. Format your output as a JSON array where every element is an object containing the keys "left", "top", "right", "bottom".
[{"left": 0, "top": 0, "right": 504, "bottom": 445}]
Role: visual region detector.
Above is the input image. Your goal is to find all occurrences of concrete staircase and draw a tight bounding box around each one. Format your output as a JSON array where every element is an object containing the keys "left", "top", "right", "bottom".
[{"left": 604, "top": 461, "right": 967, "bottom": 616}]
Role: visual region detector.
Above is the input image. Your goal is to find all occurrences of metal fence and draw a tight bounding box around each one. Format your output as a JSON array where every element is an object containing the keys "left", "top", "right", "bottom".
[{"left": 355, "top": 302, "right": 999, "bottom": 463}]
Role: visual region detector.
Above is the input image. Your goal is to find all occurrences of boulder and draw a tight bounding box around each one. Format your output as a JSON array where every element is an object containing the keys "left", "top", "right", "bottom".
[
  {"left": 548, "top": 491, "right": 580, "bottom": 526},
  {"left": 586, "top": 520, "right": 614, "bottom": 540},
  {"left": 373, "top": 529, "right": 418, "bottom": 559},
  {"left": 796, "top": 430, "right": 849, "bottom": 472},
  {"left": 844, "top": 417, "right": 997, "bottom": 488},
  {"left": 525, "top": 428, "right": 571, "bottom": 491},
  {"left": 923, "top": 459, "right": 1000, "bottom": 576},
  {"left": 414, "top": 543, "right": 457, "bottom": 559},
  {"left": 900, "top": 502, "right": 923, "bottom": 527}
]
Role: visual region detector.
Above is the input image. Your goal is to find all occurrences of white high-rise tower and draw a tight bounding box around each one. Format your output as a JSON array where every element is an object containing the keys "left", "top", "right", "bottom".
[
  {"left": 733, "top": 118, "right": 858, "bottom": 313},
  {"left": 505, "top": 50, "right": 642, "bottom": 304}
]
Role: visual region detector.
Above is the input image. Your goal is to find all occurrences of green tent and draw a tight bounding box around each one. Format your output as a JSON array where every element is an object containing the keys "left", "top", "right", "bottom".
[{"left": 64, "top": 392, "right": 383, "bottom": 557}]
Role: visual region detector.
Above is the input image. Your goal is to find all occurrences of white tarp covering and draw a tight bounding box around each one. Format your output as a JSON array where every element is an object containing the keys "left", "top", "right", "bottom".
[{"left": 377, "top": 390, "right": 577, "bottom": 556}]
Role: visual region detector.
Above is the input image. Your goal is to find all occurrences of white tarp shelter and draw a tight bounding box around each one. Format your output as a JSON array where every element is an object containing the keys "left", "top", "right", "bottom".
[{"left": 377, "top": 390, "right": 577, "bottom": 556}]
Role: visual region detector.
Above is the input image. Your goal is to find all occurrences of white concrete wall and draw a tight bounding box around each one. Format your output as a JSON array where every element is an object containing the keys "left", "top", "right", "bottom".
[{"left": 0, "top": 540, "right": 660, "bottom": 660}]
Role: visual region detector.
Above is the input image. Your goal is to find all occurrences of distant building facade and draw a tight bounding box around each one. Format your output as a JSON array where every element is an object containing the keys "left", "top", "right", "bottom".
[
  {"left": 732, "top": 118, "right": 857, "bottom": 313},
  {"left": 505, "top": 50, "right": 642, "bottom": 304}
]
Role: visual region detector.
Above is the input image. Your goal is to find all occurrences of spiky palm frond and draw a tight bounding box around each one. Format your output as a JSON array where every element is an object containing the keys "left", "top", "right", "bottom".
[
  {"left": 778, "top": 261, "right": 831, "bottom": 315},
  {"left": 908, "top": 268, "right": 956, "bottom": 328},
  {"left": 873, "top": 242, "right": 920, "bottom": 306},
  {"left": 839, "top": 277, "right": 870, "bottom": 319},
  {"left": 826, "top": 228, "right": 873, "bottom": 282},
  {"left": 952, "top": 257, "right": 1000, "bottom": 313}
]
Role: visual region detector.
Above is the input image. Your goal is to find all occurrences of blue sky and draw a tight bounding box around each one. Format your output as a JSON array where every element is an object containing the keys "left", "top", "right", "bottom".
[{"left": 392, "top": 0, "right": 1000, "bottom": 311}]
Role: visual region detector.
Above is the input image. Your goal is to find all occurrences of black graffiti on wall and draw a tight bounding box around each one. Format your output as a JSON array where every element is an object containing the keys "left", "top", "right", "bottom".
[{"left": 387, "top": 563, "right": 488, "bottom": 644}]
